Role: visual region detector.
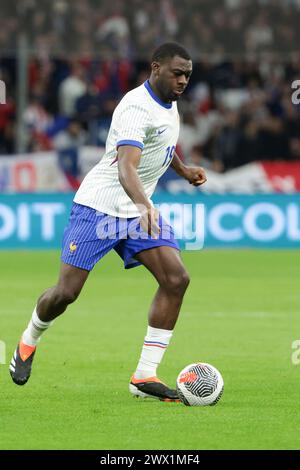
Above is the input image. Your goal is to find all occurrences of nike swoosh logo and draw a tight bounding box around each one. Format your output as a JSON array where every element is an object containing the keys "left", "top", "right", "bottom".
[{"left": 158, "top": 128, "right": 167, "bottom": 135}]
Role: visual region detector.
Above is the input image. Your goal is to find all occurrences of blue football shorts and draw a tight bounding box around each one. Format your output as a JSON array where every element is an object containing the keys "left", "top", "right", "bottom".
[{"left": 61, "top": 202, "right": 180, "bottom": 270}]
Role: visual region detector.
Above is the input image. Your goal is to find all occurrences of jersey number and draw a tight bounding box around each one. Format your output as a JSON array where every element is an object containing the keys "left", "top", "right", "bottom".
[{"left": 162, "top": 145, "right": 175, "bottom": 167}]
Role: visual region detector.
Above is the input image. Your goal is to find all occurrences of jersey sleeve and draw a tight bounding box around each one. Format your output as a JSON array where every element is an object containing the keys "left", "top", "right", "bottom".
[{"left": 116, "top": 104, "right": 150, "bottom": 151}]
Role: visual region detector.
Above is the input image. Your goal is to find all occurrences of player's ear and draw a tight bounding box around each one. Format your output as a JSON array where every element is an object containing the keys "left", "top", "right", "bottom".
[{"left": 151, "top": 61, "right": 161, "bottom": 77}]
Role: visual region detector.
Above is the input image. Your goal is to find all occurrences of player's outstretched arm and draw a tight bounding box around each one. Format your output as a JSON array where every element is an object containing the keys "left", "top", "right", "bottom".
[
  {"left": 118, "top": 145, "right": 160, "bottom": 237},
  {"left": 171, "top": 151, "right": 207, "bottom": 186}
]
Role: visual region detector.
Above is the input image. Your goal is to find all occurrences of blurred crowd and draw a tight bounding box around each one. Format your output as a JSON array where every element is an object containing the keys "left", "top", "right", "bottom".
[
  {"left": 2, "top": 0, "right": 300, "bottom": 58},
  {"left": 1, "top": 0, "right": 300, "bottom": 172},
  {"left": 178, "top": 55, "right": 300, "bottom": 171}
]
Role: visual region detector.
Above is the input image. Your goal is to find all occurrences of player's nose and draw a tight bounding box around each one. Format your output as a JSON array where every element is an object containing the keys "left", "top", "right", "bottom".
[{"left": 178, "top": 75, "right": 188, "bottom": 87}]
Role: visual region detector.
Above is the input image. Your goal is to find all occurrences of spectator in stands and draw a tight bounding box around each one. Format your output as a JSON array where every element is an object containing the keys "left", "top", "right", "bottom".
[
  {"left": 53, "top": 119, "right": 86, "bottom": 188},
  {"left": 0, "top": 120, "right": 15, "bottom": 154},
  {"left": 213, "top": 110, "right": 243, "bottom": 171},
  {"left": 258, "top": 115, "right": 291, "bottom": 160},
  {"left": 59, "top": 62, "right": 87, "bottom": 117},
  {"left": 178, "top": 111, "right": 200, "bottom": 163},
  {"left": 0, "top": 97, "right": 15, "bottom": 154},
  {"left": 23, "top": 85, "right": 53, "bottom": 152},
  {"left": 238, "top": 118, "right": 261, "bottom": 166}
]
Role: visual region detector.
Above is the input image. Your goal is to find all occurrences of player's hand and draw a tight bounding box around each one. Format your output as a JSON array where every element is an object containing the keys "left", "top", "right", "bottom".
[
  {"left": 184, "top": 166, "right": 207, "bottom": 186},
  {"left": 139, "top": 206, "right": 161, "bottom": 239}
]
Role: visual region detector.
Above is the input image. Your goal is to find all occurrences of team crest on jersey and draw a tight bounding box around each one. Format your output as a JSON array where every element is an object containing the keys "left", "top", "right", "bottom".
[{"left": 69, "top": 241, "right": 77, "bottom": 253}]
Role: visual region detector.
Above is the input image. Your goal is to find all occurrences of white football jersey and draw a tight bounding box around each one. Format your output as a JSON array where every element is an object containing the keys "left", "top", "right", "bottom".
[{"left": 74, "top": 80, "right": 180, "bottom": 217}]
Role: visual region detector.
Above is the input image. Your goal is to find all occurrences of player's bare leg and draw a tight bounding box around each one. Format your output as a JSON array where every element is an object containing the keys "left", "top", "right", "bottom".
[
  {"left": 129, "top": 246, "right": 190, "bottom": 401},
  {"left": 10, "top": 263, "right": 89, "bottom": 385},
  {"left": 37, "top": 263, "right": 89, "bottom": 322},
  {"left": 135, "top": 246, "right": 190, "bottom": 330}
]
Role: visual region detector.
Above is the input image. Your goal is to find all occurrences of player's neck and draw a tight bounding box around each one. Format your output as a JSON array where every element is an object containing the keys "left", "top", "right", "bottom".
[{"left": 148, "top": 77, "right": 171, "bottom": 104}]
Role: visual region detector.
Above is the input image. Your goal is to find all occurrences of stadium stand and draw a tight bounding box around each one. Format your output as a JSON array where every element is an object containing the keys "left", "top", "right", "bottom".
[{"left": 1, "top": 0, "right": 300, "bottom": 172}]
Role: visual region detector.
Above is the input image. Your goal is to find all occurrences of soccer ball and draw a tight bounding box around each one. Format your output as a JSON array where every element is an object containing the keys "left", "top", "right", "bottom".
[{"left": 176, "top": 362, "right": 224, "bottom": 406}]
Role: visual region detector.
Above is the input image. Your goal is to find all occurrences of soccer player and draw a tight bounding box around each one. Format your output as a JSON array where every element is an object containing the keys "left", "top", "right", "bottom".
[{"left": 10, "top": 42, "right": 206, "bottom": 401}]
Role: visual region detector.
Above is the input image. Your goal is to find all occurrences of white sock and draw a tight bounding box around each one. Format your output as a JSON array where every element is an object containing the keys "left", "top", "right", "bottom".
[
  {"left": 22, "top": 307, "right": 53, "bottom": 346},
  {"left": 134, "top": 326, "right": 173, "bottom": 379}
]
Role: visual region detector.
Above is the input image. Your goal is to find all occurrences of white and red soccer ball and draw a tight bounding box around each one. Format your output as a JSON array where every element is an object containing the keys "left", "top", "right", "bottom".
[{"left": 176, "top": 362, "right": 224, "bottom": 406}]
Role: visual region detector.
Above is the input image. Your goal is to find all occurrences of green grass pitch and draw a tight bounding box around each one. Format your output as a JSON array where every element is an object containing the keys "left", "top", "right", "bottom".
[{"left": 1, "top": 249, "right": 300, "bottom": 450}]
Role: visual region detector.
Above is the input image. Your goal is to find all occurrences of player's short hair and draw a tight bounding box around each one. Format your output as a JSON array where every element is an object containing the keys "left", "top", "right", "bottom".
[{"left": 151, "top": 42, "right": 191, "bottom": 63}]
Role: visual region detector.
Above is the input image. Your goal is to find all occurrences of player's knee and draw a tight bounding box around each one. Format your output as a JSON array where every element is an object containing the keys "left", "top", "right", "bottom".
[
  {"left": 54, "top": 286, "right": 80, "bottom": 307},
  {"left": 179, "top": 270, "right": 190, "bottom": 293},
  {"left": 163, "top": 270, "right": 190, "bottom": 295}
]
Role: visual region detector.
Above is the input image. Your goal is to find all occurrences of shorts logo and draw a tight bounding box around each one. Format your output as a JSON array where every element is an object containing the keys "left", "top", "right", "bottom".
[{"left": 69, "top": 242, "right": 77, "bottom": 253}]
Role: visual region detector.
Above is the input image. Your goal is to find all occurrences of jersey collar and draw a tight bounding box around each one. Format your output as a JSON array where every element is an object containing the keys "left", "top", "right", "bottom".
[{"left": 144, "top": 80, "right": 172, "bottom": 109}]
